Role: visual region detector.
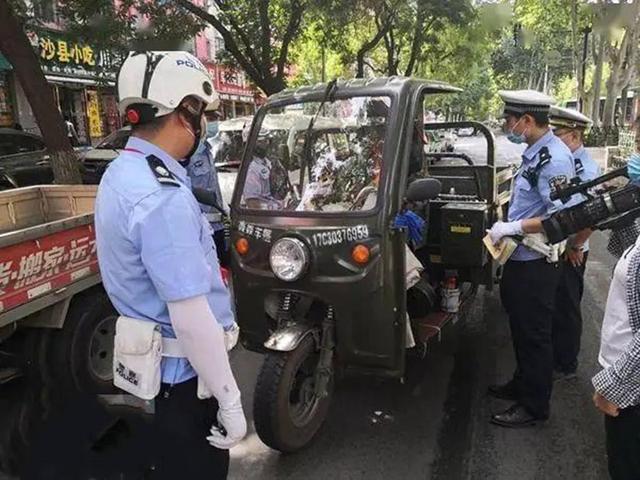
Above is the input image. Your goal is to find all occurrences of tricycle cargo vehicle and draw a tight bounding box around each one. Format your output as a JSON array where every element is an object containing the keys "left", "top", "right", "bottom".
[{"left": 229, "top": 76, "right": 513, "bottom": 452}]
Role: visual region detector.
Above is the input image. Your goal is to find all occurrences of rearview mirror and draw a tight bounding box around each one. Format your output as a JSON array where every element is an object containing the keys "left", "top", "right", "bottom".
[{"left": 406, "top": 178, "right": 441, "bottom": 202}]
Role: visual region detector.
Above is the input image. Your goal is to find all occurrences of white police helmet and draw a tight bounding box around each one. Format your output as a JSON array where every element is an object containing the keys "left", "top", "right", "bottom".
[{"left": 117, "top": 51, "right": 220, "bottom": 125}]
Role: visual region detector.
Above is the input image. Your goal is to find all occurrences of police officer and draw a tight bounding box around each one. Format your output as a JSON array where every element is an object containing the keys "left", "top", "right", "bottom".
[
  {"left": 242, "top": 133, "right": 283, "bottom": 209},
  {"left": 95, "top": 51, "right": 246, "bottom": 478},
  {"left": 549, "top": 106, "right": 600, "bottom": 381},
  {"left": 487, "top": 90, "right": 579, "bottom": 428},
  {"left": 187, "top": 138, "right": 230, "bottom": 266}
]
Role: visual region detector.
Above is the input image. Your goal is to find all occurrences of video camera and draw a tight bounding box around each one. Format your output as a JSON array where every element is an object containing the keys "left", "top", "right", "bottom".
[{"left": 542, "top": 166, "right": 640, "bottom": 244}]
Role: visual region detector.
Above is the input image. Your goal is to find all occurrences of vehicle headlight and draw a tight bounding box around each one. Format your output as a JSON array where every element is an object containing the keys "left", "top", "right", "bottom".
[{"left": 269, "top": 237, "right": 309, "bottom": 282}]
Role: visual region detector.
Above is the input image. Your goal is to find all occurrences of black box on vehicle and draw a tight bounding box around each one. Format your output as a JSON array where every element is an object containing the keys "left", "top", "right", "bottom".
[{"left": 440, "top": 202, "right": 489, "bottom": 266}]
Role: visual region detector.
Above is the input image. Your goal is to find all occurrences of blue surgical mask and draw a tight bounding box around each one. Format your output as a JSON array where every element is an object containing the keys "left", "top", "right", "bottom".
[
  {"left": 507, "top": 118, "right": 527, "bottom": 144},
  {"left": 628, "top": 152, "right": 640, "bottom": 184}
]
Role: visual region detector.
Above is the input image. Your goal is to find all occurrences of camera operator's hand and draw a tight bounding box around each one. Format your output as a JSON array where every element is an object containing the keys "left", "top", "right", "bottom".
[
  {"left": 488, "top": 220, "right": 523, "bottom": 244},
  {"left": 564, "top": 248, "right": 584, "bottom": 268}
]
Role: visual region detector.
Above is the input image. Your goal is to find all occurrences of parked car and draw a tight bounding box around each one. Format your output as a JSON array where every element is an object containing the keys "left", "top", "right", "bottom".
[
  {"left": 79, "top": 125, "right": 241, "bottom": 206},
  {"left": 0, "top": 128, "right": 53, "bottom": 190},
  {"left": 79, "top": 127, "right": 131, "bottom": 184}
]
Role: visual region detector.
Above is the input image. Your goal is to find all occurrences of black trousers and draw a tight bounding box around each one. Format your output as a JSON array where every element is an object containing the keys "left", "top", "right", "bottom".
[
  {"left": 605, "top": 405, "right": 640, "bottom": 480},
  {"left": 213, "top": 229, "right": 229, "bottom": 268},
  {"left": 500, "top": 259, "right": 561, "bottom": 419},
  {"left": 151, "top": 378, "right": 229, "bottom": 479},
  {"left": 552, "top": 252, "right": 588, "bottom": 374}
]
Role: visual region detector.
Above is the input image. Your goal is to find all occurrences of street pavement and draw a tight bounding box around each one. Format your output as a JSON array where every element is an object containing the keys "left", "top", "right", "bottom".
[{"left": 227, "top": 230, "right": 613, "bottom": 480}]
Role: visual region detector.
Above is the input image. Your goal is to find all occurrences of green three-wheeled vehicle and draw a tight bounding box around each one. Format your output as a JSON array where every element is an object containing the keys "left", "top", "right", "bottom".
[{"left": 229, "top": 77, "right": 513, "bottom": 452}]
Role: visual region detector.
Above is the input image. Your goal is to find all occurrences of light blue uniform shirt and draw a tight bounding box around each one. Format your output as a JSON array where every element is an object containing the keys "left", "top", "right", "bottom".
[
  {"left": 186, "top": 141, "right": 225, "bottom": 232},
  {"left": 571, "top": 145, "right": 601, "bottom": 252},
  {"left": 95, "top": 137, "right": 235, "bottom": 385},
  {"left": 508, "top": 129, "right": 578, "bottom": 261}
]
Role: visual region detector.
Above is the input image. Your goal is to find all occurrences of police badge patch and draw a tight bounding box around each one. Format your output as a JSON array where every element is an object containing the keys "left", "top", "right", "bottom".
[{"left": 548, "top": 175, "right": 568, "bottom": 196}]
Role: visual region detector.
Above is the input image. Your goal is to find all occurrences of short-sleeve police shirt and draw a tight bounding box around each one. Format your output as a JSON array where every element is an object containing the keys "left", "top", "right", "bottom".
[
  {"left": 571, "top": 145, "right": 600, "bottom": 251},
  {"left": 508, "top": 129, "right": 578, "bottom": 261},
  {"left": 95, "top": 137, "right": 235, "bottom": 385},
  {"left": 186, "top": 141, "right": 225, "bottom": 232}
]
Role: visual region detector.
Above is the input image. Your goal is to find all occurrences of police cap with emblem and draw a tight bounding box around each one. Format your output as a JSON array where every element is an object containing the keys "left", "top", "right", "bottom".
[
  {"left": 549, "top": 105, "right": 592, "bottom": 131},
  {"left": 498, "top": 89, "right": 555, "bottom": 118}
]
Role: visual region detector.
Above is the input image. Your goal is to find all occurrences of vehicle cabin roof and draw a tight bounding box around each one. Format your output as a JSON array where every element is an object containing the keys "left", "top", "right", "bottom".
[{"left": 268, "top": 76, "right": 462, "bottom": 105}]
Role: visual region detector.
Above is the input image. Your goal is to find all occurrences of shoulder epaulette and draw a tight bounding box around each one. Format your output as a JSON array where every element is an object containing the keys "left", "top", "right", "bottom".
[
  {"left": 522, "top": 146, "right": 552, "bottom": 188},
  {"left": 146, "top": 154, "right": 180, "bottom": 187}
]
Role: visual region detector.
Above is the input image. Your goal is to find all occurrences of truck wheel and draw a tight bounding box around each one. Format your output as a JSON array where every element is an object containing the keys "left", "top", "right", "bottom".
[
  {"left": 49, "top": 287, "right": 117, "bottom": 395},
  {"left": 253, "top": 336, "right": 333, "bottom": 452}
]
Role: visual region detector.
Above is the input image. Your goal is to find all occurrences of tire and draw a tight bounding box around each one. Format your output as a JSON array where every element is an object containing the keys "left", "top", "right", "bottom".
[
  {"left": 253, "top": 335, "right": 333, "bottom": 452},
  {"left": 48, "top": 286, "right": 118, "bottom": 396}
]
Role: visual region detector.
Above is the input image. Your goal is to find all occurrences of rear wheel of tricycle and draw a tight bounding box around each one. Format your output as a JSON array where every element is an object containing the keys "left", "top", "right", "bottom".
[{"left": 253, "top": 335, "right": 333, "bottom": 452}]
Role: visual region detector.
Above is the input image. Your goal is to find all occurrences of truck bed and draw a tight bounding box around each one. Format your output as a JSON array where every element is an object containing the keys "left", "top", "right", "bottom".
[{"left": 0, "top": 185, "right": 99, "bottom": 323}]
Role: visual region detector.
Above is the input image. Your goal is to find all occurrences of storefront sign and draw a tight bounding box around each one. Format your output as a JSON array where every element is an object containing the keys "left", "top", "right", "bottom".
[
  {"left": 86, "top": 90, "right": 103, "bottom": 138},
  {"left": 207, "top": 64, "right": 256, "bottom": 99},
  {"left": 26, "top": 30, "right": 118, "bottom": 80}
]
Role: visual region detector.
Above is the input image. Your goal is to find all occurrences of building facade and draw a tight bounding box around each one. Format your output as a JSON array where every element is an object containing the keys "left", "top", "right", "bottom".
[
  {"left": 1, "top": 18, "right": 121, "bottom": 145},
  {"left": 1, "top": 0, "right": 263, "bottom": 142}
]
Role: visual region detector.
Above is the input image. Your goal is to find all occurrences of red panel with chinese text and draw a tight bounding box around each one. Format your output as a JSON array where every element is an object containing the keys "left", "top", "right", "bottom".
[{"left": 0, "top": 224, "right": 99, "bottom": 313}]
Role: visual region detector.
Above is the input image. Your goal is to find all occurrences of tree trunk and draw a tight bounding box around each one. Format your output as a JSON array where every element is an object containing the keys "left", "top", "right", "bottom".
[
  {"left": 603, "top": 73, "right": 618, "bottom": 128},
  {"left": 571, "top": 0, "right": 586, "bottom": 111},
  {"left": 602, "top": 3, "right": 640, "bottom": 127},
  {"left": 620, "top": 84, "right": 629, "bottom": 127},
  {"left": 591, "top": 33, "right": 606, "bottom": 126},
  {"left": 0, "top": 0, "right": 81, "bottom": 184}
]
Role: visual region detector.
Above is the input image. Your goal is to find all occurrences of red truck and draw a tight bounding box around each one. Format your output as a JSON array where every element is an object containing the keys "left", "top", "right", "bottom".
[{"left": 0, "top": 185, "right": 117, "bottom": 471}]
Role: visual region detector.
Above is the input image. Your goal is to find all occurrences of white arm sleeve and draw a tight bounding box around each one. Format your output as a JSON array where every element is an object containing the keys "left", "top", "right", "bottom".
[{"left": 167, "top": 295, "right": 241, "bottom": 409}]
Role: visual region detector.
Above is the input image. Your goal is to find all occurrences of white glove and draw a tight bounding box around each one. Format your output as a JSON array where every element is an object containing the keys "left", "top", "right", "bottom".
[
  {"left": 224, "top": 322, "right": 240, "bottom": 351},
  {"left": 207, "top": 397, "right": 247, "bottom": 450},
  {"left": 488, "top": 220, "right": 523, "bottom": 244}
]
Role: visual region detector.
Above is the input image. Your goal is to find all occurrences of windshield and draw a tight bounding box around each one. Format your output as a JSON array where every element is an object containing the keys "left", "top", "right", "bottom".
[
  {"left": 98, "top": 129, "right": 131, "bottom": 150},
  {"left": 238, "top": 96, "right": 390, "bottom": 213},
  {"left": 211, "top": 130, "right": 246, "bottom": 167}
]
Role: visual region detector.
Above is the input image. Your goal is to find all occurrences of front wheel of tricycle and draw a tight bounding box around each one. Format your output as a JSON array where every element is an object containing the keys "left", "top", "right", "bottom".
[{"left": 253, "top": 335, "right": 333, "bottom": 452}]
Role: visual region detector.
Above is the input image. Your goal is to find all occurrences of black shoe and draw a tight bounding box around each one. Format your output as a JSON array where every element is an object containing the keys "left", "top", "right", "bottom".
[
  {"left": 490, "top": 404, "right": 544, "bottom": 428},
  {"left": 553, "top": 370, "right": 577, "bottom": 382},
  {"left": 487, "top": 382, "right": 517, "bottom": 401}
]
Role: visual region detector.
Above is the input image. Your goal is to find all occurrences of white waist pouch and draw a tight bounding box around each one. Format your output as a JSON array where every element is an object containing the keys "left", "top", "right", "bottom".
[
  {"left": 113, "top": 316, "right": 162, "bottom": 400},
  {"left": 113, "top": 316, "right": 213, "bottom": 400}
]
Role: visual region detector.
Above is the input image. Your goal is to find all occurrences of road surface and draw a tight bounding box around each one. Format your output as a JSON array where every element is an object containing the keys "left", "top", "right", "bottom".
[{"left": 227, "top": 231, "right": 612, "bottom": 480}]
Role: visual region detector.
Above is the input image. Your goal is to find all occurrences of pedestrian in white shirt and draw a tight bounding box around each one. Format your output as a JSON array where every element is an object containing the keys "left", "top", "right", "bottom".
[{"left": 593, "top": 232, "right": 640, "bottom": 480}]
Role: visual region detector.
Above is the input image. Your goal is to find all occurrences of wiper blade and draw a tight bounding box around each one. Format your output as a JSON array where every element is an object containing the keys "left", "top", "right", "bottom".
[{"left": 300, "top": 79, "right": 338, "bottom": 190}]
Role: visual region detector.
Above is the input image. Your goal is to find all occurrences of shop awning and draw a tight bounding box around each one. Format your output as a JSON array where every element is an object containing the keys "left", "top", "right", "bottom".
[
  {"left": 45, "top": 75, "right": 115, "bottom": 87},
  {"left": 0, "top": 54, "right": 12, "bottom": 72}
]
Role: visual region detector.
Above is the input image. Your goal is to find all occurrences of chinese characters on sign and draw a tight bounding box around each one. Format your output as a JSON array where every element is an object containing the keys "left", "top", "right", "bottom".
[
  {"left": 86, "top": 90, "right": 103, "bottom": 138},
  {"left": 38, "top": 37, "right": 95, "bottom": 67},
  {"left": 26, "top": 31, "right": 116, "bottom": 80}
]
